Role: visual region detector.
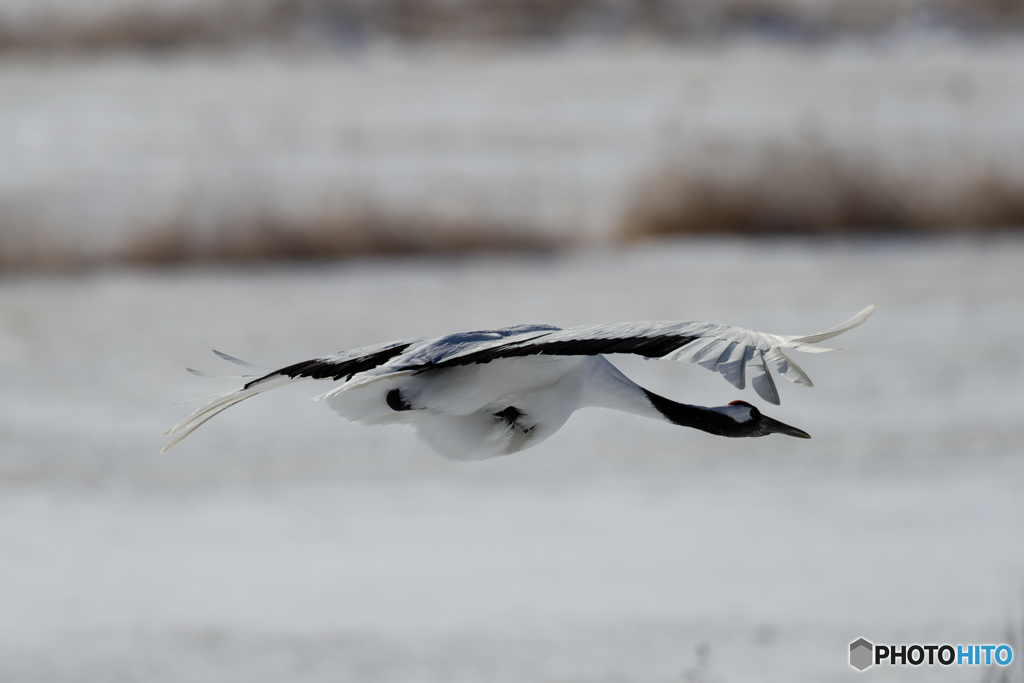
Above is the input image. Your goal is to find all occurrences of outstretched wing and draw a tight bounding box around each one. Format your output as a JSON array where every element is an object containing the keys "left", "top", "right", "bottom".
[
  {"left": 242, "top": 338, "right": 421, "bottom": 388},
  {"left": 163, "top": 307, "right": 875, "bottom": 452},
  {"left": 401, "top": 305, "right": 877, "bottom": 405},
  {"left": 162, "top": 338, "right": 423, "bottom": 452}
]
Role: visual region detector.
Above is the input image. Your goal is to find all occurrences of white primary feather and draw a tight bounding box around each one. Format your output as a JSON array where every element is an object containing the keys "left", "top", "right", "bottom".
[{"left": 161, "top": 374, "right": 302, "bottom": 452}]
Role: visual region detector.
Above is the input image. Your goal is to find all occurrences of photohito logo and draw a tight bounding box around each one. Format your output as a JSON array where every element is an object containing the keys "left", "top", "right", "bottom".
[{"left": 849, "top": 638, "right": 1013, "bottom": 671}]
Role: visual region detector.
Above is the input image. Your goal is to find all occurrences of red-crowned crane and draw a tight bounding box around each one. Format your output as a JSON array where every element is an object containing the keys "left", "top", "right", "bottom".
[{"left": 163, "top": 305, "right": 875, "bottom": 460}]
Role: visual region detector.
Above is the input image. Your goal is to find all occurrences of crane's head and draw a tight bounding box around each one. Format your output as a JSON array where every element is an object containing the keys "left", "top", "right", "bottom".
[{"left": 718, "top": 400, "right": 811, "bottom": 439}]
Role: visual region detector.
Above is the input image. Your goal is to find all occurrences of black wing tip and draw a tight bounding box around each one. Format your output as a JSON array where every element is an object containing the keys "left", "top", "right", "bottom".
[{"left": 244, "top": 342, "right": 415, "bottom": 389}]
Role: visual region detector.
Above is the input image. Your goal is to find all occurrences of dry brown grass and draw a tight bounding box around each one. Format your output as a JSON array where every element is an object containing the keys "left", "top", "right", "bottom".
[
  {"left": 5, "top": 162, "right": 1021, "bottom": 269},
  {"left": 116, "top": 213, "right": 563, "bottom": 267},
  {"left": 622, "top": 143, "right": 1024, "bottom": 238},
  {"left": 2, "top": 0, "right": 1024, "bottom": 52}
]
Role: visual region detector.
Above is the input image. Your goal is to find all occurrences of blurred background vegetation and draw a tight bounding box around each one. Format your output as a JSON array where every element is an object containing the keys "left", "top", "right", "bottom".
[
  {"left": 1, "top": 0, "right": 1023, "bottom": 267},
  {"left": 3, "top": 0, "right": 1024, "bottom": 48}
]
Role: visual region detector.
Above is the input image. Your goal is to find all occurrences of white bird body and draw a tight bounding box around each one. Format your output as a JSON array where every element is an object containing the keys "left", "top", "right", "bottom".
[{"left": 163, "top": 306, "right": 876, "bottom": 459}]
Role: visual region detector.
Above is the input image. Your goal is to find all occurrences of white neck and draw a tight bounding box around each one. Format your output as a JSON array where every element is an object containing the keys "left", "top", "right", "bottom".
[{"left": 578, "top": 356, "right": 664, "bottom": 421}]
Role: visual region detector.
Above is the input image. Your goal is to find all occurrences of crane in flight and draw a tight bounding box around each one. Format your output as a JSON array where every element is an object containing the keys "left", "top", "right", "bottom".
[{"left": 163, "top": 305, "right": 875, "bottom": 460}]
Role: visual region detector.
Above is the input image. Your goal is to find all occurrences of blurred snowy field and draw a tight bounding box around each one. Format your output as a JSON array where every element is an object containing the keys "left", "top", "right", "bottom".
[
  {"left": 3, "top": 40, "right": 1024, "bottom": 266},
  {"left": 1, "top": 236, "right": 1024, "bottom": 682}
]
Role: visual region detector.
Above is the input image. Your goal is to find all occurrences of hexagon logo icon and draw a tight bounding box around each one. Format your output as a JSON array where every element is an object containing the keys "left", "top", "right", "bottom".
[{"left": 850, "top": 638, "right": 874, "bottom": 671}]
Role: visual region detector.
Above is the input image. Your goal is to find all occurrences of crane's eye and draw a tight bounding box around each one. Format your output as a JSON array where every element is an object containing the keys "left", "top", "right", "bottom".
[{"left": 729, "top": 400, "right": 759, "bottom": 420}]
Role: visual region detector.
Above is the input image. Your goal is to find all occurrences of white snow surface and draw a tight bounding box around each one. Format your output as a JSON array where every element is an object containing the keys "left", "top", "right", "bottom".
[{"left": 2, "top": 237, "right": 1024, "bottom": 681}]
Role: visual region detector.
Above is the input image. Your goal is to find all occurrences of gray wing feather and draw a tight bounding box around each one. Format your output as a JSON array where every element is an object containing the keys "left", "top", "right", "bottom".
[{"left": 396, "top": 306, "right": 876, "bottom": 405}]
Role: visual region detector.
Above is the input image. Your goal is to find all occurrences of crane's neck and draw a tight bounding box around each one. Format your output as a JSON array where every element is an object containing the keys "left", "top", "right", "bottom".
[
  {"left": 580, "top": 357, "right": 744, "bottom": 437},
  {"left": 639, "top": 388, "right": 744, "bottom": 437}
]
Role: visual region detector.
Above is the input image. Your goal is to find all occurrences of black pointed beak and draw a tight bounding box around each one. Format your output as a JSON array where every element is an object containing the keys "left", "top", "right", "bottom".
[{"left": 761, "top": 415, "right": 811, "bottom": 439}]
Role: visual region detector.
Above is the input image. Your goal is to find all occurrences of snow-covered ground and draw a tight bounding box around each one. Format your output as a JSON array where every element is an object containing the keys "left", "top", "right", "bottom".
[
  {"left": 3, "top": 41, "right": 1024, "bottom": 266},
  {"left": 1, "top": 236, "right": 1023, "bottom": 682}
]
